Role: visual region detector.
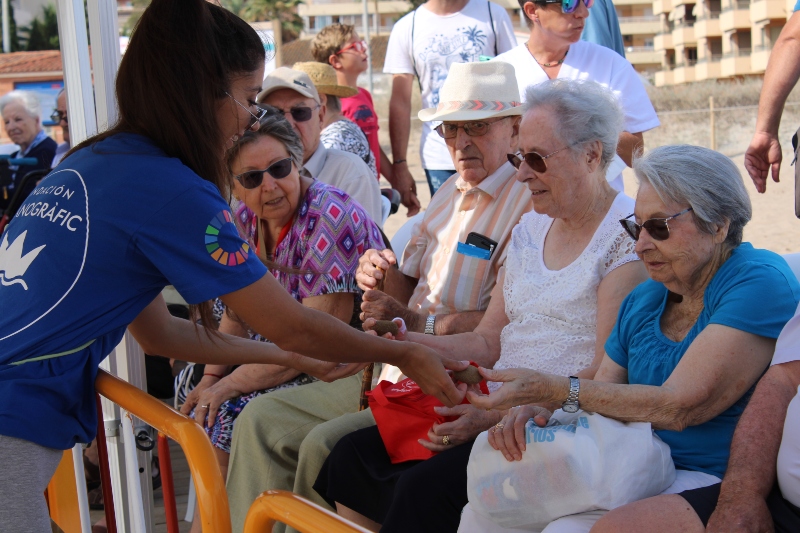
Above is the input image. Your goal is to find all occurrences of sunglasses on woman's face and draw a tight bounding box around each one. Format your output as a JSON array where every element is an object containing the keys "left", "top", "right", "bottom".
[
  {"left": 336, "top": 40, "right": 368, "bottom": 55},
  {"left": 619, "top": 207, "right": 693, "bottom": 242},
  {"left": 507, "top": 147, "right": 569, "bottom": 173},
  {"left": 234, "top": 157, "right": 294, "bottom": 189},
  {"left": 537, "top": 0, "right": 594, "bottom": 14}
]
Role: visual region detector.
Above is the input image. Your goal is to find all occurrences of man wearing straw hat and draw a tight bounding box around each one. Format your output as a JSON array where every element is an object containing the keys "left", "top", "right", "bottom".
[
  {"left": 292, "top": 62, "right": 378, "bottom": 180},
  {"left": 226, "top": 60, "right": 534, "bottom": 533}
]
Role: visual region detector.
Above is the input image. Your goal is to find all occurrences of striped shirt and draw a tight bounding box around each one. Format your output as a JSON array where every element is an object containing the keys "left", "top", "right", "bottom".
[{"left": 401, "top": 162, "right": 535, "bottom": 315}]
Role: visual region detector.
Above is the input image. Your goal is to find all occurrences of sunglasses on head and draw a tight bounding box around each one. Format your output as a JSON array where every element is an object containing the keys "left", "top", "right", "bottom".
[
  {"left": 233, "top": 157, "right": 294, "bottom": 189},
  {"left": 336, "top": 40, "right": 368, "bottom": 54},
  {"left": 619, "top": 207, "right": 693, "bottom": 242},
  {"left": 507, "top": 147, "right": 569, "bottom": 173},
  {"left": 536, "top": 0, "right": 594, "bottom": 14},
  {"left": 50, "top": 110, "right": 67, "bottom": 123},
  {"left": 434, "top": 118, "right": 508, "bottom": 139},
  {"left": 226, "top": 91, "right": 268, "bottom": 130}
]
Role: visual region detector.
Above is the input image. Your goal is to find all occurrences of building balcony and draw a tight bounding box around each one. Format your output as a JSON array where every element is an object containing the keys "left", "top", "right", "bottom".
[
  {"left": 672, "top": 23, "right": 697, "bottom": 46},
  {"left": 721, "top": 50, "right": 753, "bottom": 76},
  {"left": 654, "top": 31, "right": 674, "bottom": 50},
  {"left": 694, "top": 14, "right": 722, "bottom": 37},
  {"left": 299, "top": 0, "right": 410, "bottom": 17},
  {"left": 619, "top": 16, "right": 662, "bottom": 34},
  {"left": 720, "top": 2, "right": 753, "bottom": 31},
  {"left": 653, "top": 0, "right": 673, "bottom": 15},
  {"left": 750, "top": 44, "right": 772, "bottom": 71},
  {"left": 695, "top": 56, "right": 723, "bottom": 78},
  {"left": 655, "top": 69, "right": 675, "bottom": 85},
  {"left": 673, "top": 63, "right": 697, "bottom": 83},
  {"left": 750, "top": 0, "right": 787, "bottom": 23},
  {"left": 626, "top": 46, "right": 662, "bottom": 64}
]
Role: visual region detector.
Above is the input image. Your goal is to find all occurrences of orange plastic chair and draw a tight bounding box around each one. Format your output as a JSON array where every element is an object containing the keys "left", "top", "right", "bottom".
[{"left": 243, "top": 490, "right": 372, "bottom": 533}]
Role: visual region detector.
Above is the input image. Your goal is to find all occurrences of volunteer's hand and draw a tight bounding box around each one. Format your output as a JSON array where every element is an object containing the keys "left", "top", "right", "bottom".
[
  {"left": 356, "top": 249, "right": 396, "bottom": 291},
  {"left": 420, "top": 404, "right": 502, "bottom": 452},
  {"left": 744, "top": 131, "right": 782, "bottom": 193},
  {"left": 396, "top": 344, "right": 468, "bottom": 407},
  {"left": 706, "top": 488, "right": 774, "bottom": 533},
  {"left": 362, "top": 317, "right": 409, "bottom": 341},
  {"left": 487, "top": 405, "right": 552, "bottom": 462},
  {"left": 466, "top": 367, "right": 560, "bottom": 411},
  {"left": 183, "top": 377, "right": 241, "bottom": 428}
]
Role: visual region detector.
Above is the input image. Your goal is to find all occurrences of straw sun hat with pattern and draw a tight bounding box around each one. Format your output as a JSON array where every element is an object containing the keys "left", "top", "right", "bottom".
[
  {"left": 292, "top": 62, "right": 358, "bottom": 98},
  {"left": 418, "top": 61, "right": 523, "bottom": 122}
]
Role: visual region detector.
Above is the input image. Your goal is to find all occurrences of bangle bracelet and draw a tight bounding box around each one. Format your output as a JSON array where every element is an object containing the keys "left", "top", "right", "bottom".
[
  {"left": 203, "top": 373, "right": 224, "bottom": 379},
  {"left": 393, "top": 159, "right": 407, "bottom": 165}
]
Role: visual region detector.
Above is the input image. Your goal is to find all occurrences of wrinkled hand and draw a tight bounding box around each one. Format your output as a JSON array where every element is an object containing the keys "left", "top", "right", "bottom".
[
  {"left": 290, "top": 354, "right": 369, "bottom": 383},
  {"left": 363, "top": 317, "right": 408, "bottom": 340},
  {"left": 361, "top": 290, "right": 418, "bottom": 329},
  {"left": 397, "top": 344, "right": 469, "bottom": 407},
  {"left": 181, "top": 377, "right": 241, "bottom": 428},
  {"left": 393, "top": 165, "right": 421, "bottom": 217},
  {"left": 488, "top": 405, "right": 552, "bottom": 462},
  {"left": 744, "top": 132, "right": 783, "bottom": 193},
  {"left": 356, "top": 249, "right": 397, "bottom": 291},
  {"left": 467, "top": 367, "right": 559, "bottom": 412},
  {"left": 180, "top": 375, "right": 219, "bottom": 416},
  {"left": 706, "top": 489, "right": 774, "bottom": 533},
  {"left": 420, "top": 403, "right": 501, "bottom": 452}
]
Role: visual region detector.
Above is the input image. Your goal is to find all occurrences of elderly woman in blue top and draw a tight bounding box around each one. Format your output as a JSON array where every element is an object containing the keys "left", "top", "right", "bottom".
[
  {"left": 465, "top": 145, "right": 800, "bottom": 533},
  {"left": 0, "top": 90, "right": 57, "bottom": 210}
]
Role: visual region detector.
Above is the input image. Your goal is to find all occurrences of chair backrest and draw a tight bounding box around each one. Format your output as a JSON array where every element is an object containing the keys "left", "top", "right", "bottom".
[
  {"left": 380, "top": 195, "right": 391, "bottom": 226},
  {"left": 389, "top": 212, "right": 424, "bottom": 267},
  {"left": 784, "top": 253, "right": 800, "bottom": 283}
]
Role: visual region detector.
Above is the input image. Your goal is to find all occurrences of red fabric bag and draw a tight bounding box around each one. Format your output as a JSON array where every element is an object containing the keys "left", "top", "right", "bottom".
[{"left": 367, "top": 363, "right": 489, "bottom": 464}]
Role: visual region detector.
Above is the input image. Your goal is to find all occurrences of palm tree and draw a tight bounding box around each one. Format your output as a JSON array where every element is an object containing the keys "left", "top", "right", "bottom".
[{"left": 240, "top": 0, "right": 305, "bottom": 43}]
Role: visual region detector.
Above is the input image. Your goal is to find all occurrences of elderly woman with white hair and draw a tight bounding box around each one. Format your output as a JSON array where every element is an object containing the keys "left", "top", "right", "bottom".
[
  {"left": 313, "top": 78, "right": 649, "bottom": 532},
  {"left": 0, "top": 90, "right": 56, "bottom": 209},
  {"left": 466, "top": 144, "right": 800, "bottom": 532}
]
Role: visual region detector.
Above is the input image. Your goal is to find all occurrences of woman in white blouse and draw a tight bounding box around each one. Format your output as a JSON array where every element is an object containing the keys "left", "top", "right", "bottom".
[{"left": 313, "top": 79, "right": 648, "bottom": 533}]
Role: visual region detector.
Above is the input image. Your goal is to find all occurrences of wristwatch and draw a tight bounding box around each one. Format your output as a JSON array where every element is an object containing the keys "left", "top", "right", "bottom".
[
  {"left": 424, "top": 315, "right": 436, "bottom": 335},
  {"left": 561, "top": 376, "right": 580, "bottom": 413}
]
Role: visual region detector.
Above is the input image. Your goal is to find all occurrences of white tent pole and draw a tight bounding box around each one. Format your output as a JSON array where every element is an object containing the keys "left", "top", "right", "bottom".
[{"left": 87, "top": 0, "right": 120, "bottom": 131}]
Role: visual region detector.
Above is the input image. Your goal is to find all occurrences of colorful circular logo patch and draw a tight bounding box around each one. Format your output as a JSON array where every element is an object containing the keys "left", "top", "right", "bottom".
[{"left": 205, "top": 210, "right": 250, "bottom": 266}]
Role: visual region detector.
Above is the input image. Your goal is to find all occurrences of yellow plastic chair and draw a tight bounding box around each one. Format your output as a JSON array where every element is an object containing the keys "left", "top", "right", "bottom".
[{"left": 243, "top": 490, "right": 372, "bottom": 533}]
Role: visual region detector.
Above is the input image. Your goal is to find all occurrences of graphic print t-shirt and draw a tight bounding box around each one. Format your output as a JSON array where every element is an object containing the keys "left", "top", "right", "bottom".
[
  {"left": 0, "top": 133, "right": 267, "bottom": 449},
  {"left": 383, "top": 0, "right": 517, "bottom": 169},
  {"left": 341, "top": 88, "right": 381, "bottom": 179}
]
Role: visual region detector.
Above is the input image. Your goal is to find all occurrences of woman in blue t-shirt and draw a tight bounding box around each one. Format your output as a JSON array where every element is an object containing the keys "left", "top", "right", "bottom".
[
  {"left": 0, "top": 1, "right": 464, "bottom": 530},
  {"left": 467, "top": 145, "right": 800, "bottom": 533}
]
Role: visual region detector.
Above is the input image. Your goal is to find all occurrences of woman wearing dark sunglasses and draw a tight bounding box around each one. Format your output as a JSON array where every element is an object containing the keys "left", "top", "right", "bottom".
[
  {"left": 469, "top": 144, "right": 800, "bottom": 532},
  {"left": 0, "top": 1, "right": 465, "bottom": 529}
]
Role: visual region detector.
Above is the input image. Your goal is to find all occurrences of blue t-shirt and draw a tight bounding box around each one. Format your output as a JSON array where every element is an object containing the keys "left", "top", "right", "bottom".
[
  {"left": 581, "top": 0, "right": 626, "bottom": 58},
  {"left": 0, "top": 133, "right": 267, "bottom": 449},
  {"left": 605, "top": 243, "right": 800, "bottom": 478},
  {"left": 795, "top": 0, "right": 799, "bottom": 11}
]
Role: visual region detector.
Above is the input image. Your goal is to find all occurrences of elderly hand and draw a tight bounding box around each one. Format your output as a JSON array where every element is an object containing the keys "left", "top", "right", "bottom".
[
  {"left": 466, "top": 367, "right": 563, "bottom": 411},
  {"left": 487, "top": 405, "right": 552, "bottom": 462},
  {"left": 356, "top": 249, "right": 397, "bottom": 291},
  {"left": 181, "top": 376, "right": 241, "bottom": 428},
  {"left": 180, "top": 374, "right": 219, "bottom": 416},
  {"left": 362, "top": 317, "right": 409, "bottom": 340},
  {"left": 706, "top": 488, "right": 774, "bottom": 533},
  {"left": 397, "top": 344, "right": 469, "bottom": 407},
  {"left": 744, "top": 131, "right": 783, "bottom": 193},
  {"left": 420, "top": 403, "right": 502, "bottom": 451},
  {"left": 361, "top": 290, "right": 422, "bottom": 331}
]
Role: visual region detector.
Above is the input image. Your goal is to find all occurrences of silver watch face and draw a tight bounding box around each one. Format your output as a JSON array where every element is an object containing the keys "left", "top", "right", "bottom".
[{"left": 562, "top": 402, "right": 579, "bottom": 413}]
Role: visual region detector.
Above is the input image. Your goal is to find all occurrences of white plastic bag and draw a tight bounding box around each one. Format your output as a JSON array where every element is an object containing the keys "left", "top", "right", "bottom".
[{"left": 466, "top": 410, "right": 676, "bottom": 530}]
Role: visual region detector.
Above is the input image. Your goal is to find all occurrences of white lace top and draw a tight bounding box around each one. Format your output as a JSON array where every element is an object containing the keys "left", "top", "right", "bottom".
[{"left": 490, "top": 193, "right": 638, "bottom": 391}]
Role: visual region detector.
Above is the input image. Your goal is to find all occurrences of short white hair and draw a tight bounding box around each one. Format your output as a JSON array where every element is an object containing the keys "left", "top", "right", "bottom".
[{"left": 0, "top": 90, "right": 42, "bottom": 119}]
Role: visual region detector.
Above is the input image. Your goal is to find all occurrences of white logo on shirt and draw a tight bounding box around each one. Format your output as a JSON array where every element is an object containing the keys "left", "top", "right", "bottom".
[{"left": 0, "top": 230, "right": 45, "bottom": 290}]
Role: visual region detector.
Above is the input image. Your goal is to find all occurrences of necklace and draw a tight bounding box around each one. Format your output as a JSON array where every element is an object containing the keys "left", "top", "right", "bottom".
[{"left": 527, "top": 42, "right": 569, "bottom": 67}]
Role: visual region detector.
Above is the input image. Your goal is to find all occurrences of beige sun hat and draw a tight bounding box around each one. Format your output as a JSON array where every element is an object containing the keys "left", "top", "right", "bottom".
[
  {"left": 258, "top": 67, "right": 321, "bottom": 104},
  {"left": 292, "top": 62, "right": 358, "bottom": 98},
  {"left": 418, "top": 61, "right": 523, "bottom": 122}
]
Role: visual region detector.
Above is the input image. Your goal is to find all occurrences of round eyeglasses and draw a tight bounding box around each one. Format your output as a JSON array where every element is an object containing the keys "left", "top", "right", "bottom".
[
  {"left": 435, "top": 118, "right": 509, "bottom": 139},
  {"left": 619, "top": 207, "right": 693, "bottom": 241},
  {"left": 507, "top": 147, "right": 569, "bottom": 173}
]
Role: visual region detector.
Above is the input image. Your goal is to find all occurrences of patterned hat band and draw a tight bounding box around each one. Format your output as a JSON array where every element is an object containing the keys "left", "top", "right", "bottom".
[{"left": 435, "top": 99, "right": 522, "bottom": 113}]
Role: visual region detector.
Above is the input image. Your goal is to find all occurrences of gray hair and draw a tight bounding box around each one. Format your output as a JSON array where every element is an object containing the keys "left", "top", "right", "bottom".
[
  {"left": 325, "top": 94, "right": 341, "bottom": 113},
  {"left": 523, "top": 79, "right": 623, "bottom": 173},
  {"left": 0, "top": 90, "right": 42, "bottom": 119},
  {"left": 633, "top": 145, "right": 751, "bottom": 248},
  {"left": 226, "top": 104, "right": 305, "bottom": 174}
]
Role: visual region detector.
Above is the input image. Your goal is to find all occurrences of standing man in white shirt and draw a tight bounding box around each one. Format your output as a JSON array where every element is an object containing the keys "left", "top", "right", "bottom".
[
  {"left": 494, "top": 0, "right": 660, "bottom": 192},
  {"left": 257, "top": 67, "right": 383, "bottom": 224},
  {"left": 384, "top": 0, "right": 517, "bottom": 197}
]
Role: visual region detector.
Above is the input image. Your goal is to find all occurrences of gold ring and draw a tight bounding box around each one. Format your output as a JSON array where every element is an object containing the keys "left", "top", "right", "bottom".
[
  {"left": 442, "top": 435, "right": 451, "bottom": 445},
  {"left": 495, "top": 423, "right": 505, "bottom": 429},
  {"left": 201, "top": 405, "right": 209, "bottom": 409}
]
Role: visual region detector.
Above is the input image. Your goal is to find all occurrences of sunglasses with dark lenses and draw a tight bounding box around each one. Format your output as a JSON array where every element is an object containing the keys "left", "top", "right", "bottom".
[
  {"left": 619, "top": 207, "right": 693, "bottom": 242},
  {"left": 507, "top": 147, "right": 569, "bottom": 173},
  {"left": 538, "top": 0, "right": 594, "bottom": 14},
  {"left": 50, "top": 110, "right": 67, "bottom": 123},
  {"left": 234, "top": 157, "right": 294, "bottom": 189},
  {"left": 336, "top": 40, "right": 368, "bottom": 54},
  {"left": 271, "top": 105, "right": 319, "bottom": 123},
  {"left": 435, "top": 119, "right": 507, "bottom": 139}
]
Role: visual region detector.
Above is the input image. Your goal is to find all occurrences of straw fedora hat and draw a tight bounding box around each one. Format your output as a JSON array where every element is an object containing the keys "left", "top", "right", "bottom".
[
  {"left": 292, "top": 62, "right": 358, "bottom": 98},
  {"left": 418, "top": 61, "right": 523, "bottom": 122}
]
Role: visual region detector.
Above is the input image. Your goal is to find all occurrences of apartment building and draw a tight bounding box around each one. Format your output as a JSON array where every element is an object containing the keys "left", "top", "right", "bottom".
[
  {"left": 617, "top": 0, "right": 663, "bottom": 76},
  {"left": 653, "top": 0, "right": 793, "bottom": 85}
]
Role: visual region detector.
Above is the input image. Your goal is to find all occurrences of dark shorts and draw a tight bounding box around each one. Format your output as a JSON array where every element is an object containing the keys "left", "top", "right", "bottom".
[{"left": 679, "top": 482, "right": 800, "bottom": 532}]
